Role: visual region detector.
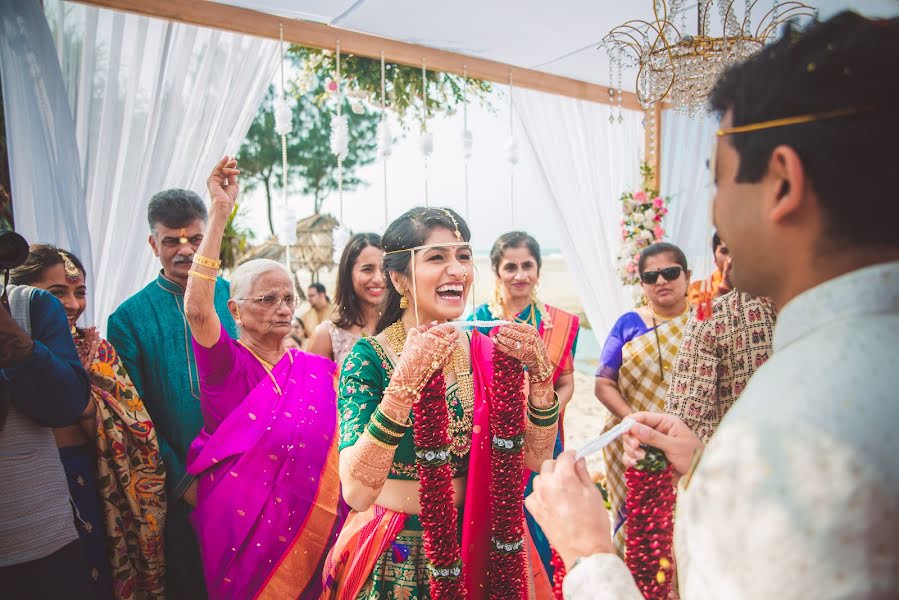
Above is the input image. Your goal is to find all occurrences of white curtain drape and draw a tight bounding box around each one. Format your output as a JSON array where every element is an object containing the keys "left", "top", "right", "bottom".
[
  {"left": 44, "top": 0, "right": 279, "bottom": 329},
  {"left": 1, "top": 0, "right": 95, "bottom": 298},
  {"left": 512, "top": 87, "right": 643, "bottom": 340},
  {"left": 660, "top": 109, "right": 719, "bottom": 279}
]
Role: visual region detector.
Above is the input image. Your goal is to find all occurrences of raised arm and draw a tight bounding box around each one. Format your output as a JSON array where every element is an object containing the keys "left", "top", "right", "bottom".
[{"left": 184, "top": 157, "right": 240, "bottom": 349}]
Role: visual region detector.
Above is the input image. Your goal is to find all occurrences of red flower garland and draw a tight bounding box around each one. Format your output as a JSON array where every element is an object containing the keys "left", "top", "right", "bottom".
[
  {"left": 488, "top": 349, "right": 528, "bottom": 599},
  {"left": 624, "top": 448, "right": 676, "bottom": 599},
  {"left": 550, "top": 550, "right": 566, "bottom": 599},
  {"left": 414, "top": 371, "right": 466, "bottom": 599}
]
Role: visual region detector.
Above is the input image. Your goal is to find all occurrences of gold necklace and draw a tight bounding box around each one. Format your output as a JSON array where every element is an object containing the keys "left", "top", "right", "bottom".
[
  {"left": 238, "top": 340, "right": 291, "bottom": 395},
  {"left": 649, "top": 303, "right": 689, "bottom": 323},
  {"left": 383, "top": 321, "right": 474, "bottom": 459}
]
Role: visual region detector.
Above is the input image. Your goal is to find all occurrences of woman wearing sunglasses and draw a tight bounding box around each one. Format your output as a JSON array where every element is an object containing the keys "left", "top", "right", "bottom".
[
  {"left": 593, "top": 242, "right": 691, "bottom": 554},
  {"left": 182, "top": 158, "right": 345, "bottom": 599}
]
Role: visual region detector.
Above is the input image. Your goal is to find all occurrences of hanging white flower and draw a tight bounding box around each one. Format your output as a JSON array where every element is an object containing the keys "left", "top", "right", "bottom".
[
  {"left": 332, "top": 225, "right": 352, "bottom": 263},
  {"left": 504, "top": 136, "right": 519, "bottom": 165},
  {"left": 330, "top": 113, "right": 349, "bottom": 160},
  {"left": 420, "top": 130, "right": 434, "bottom": 158},
  {"left": 462, "top": 129, "right": 473, "bottom": 159},
  {"left": 279, "top": 205, "right": 297, "bottom": 246},
  {"left": 349, "top": 98, "right": 365, "bottom": 115},
  {"left": 274, "top": 96, "right": 293, "bottom": 136},
  {"left": 640, "top": 229, "right": 654, "bottom": 240},
  {"left": 378, "top": 119, "right": 392, "bottom": 158}
]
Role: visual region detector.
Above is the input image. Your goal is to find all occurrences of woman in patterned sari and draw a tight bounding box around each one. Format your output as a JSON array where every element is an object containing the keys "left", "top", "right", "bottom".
[
  {"left": 308, "top": 233, "right": 385, "bottom": 371},
  {"left": 11, "top": 245, "right": 166, "bottom": 599},
  {"left": 593, "top": 242, "right": 691, "bottom": 555},
  {"left": 472, "top": 231, "right": 580, "bottom": 579},
  {"left": 324, "top": 207, "right": 559, "bottom": 599},
  {"left": 184, "top": 157, "right": 345, "bottom": 600}
]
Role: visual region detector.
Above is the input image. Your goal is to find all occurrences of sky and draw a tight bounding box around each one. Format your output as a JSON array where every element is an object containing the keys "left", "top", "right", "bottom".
[{"left": 237, "top": 84, "right": 567, "bottom": 254}]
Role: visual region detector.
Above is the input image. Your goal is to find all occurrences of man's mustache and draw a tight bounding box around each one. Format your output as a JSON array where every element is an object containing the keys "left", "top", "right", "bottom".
[{"left": 172, "top": 255, "right": 194, "bottom": 265}]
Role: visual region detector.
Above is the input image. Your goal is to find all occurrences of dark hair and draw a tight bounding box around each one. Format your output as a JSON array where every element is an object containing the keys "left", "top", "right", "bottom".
[
  {"left": 638, "top": 242, "right": 688, "bottom": 274},
  {"left": 708, "top": 12, "right": 899, "bottom": 250},
  {"left": 489, "top": 231, "right": 541, "bottom": 275},
  {"left": 333, "top": 233, "right": 383, "bottom": 329},
  {"left": 712, "top": 232, "right": 723, "bottom": 254},
  {"left": 308, "top": 282, "right": 329, "bottom": 302},
  {"left": 147, "top": 189, "right": 208, "bottom": 230},
  {"left": 375, "top": 207, "right": 471, "bottom": 333},
  {"left": 10, "top": 244, "right": 86, "bottom": 285}
]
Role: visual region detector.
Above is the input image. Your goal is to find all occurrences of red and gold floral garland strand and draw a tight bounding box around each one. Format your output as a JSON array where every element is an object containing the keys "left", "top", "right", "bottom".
[
  {"left": 414, "top": 370, "right": 466, "bottom": 599},
  {"left": 488, "top": 349, "right": 528, "bottom": 598},
  {"left": 550, "top": 550, "right": 566, "bottom": 598},
  {"left": 624, "top": 447, "right": 675, "bottom": 599}
]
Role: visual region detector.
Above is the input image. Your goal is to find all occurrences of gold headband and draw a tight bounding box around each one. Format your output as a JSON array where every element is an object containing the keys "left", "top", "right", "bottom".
[
  {"left": 384, "top": 241, "right": 471, "bottom": 256},
  {"left": 716, "top": 106, "right": 878, "bottom": 137},
  {"left": 58, "top": 251, "right": 81, "bottom": 283}
]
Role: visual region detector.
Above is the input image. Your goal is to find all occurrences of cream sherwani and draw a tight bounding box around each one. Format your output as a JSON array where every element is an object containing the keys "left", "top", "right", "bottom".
[{"left": 565, "top": 262, "right": 899, "bottom": 599}]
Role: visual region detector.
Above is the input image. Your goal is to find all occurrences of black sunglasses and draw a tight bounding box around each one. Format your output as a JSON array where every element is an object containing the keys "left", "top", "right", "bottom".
[{"left": 640, "top": 266, "right": 683, "bottom": 285}]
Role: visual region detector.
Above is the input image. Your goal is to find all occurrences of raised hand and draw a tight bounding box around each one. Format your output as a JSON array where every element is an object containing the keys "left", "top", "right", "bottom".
[
  {"left": 494, "top": 322, "right": 552, "bottom": 382},
  {"left": 390, "top": 323, "right": 459, "bottom": 396},
  {"left": 76, "top": 326, "right": 101, "bottom": 371},
  {"left": 206, "top": 156, "right": 240, "bottom": 213}
]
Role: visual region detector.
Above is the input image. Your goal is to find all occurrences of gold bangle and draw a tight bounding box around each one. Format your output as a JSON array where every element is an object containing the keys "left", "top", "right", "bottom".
[
  {"left": 375, "top": 406, "right": 412, "bottom": 429},
  {"left": 188, "top": 269, "right": 217, "bottom": 283},
  {"left": 361, "top": 431, "right": 399, "bottom": 450},
  {"left": 367, "top": 419, "right": 405, "bottom": 441},
  {"left": 193, "top": 254, "right": 222, "bottom": 269}
]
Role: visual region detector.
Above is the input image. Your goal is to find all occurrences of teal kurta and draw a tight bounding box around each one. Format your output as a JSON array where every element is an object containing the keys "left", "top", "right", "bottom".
[{"left": 107, "top": 270, "right": 236, "bottom": 600}]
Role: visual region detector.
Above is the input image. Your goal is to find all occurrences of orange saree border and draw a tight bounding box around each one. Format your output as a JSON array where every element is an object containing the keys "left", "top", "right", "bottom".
[{"left": 254, "top": 428, "right": 342, "bottom": 600}]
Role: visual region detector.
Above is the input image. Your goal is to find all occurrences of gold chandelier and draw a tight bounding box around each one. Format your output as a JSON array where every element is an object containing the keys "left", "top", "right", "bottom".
[{"left": 603, "top": 1, "right": 816, "bottom": 117}]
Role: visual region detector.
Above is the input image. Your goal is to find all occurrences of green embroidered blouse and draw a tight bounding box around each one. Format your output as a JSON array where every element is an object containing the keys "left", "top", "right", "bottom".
[{"left": 338, "top": 336, "right": 473, "bottom": 480}]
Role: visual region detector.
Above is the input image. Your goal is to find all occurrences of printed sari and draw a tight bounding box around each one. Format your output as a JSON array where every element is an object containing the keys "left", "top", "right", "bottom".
[
  {"left": 597, "top": 311, "right": 689, "bottom": 554},
  {"left": 187, "top": 328, "right": 345, "bottom": 599},
  {"left": 88, "top": 336, "right": 166, "bottom": 599}
]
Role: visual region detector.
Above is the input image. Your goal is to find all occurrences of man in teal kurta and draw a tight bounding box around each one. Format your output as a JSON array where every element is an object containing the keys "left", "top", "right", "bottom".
[{"left": 108, "top": 189, "right": 237, "bottom": 600}]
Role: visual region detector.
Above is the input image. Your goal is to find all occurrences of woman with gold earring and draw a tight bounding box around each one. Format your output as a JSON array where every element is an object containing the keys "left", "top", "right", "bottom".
[
  {"left": 593, "top": 241, "right": 692, "bottom": 555},
  {"left": 324, "top": 208, "right": 558, "bottom": 599},
  {"left": 471, "top": 231, "right": 580, "bottom": 581}
]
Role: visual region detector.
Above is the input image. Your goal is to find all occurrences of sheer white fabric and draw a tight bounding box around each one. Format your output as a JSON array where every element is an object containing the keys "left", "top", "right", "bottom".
[
  {"left": 660, "top": 110, "right": 719, "bottom": 279},
  {"left": 43, "top": 0, "right": 278, "bottom": 329},
  {"left": 512, "top": 87, "right": 643, "bottom": 339},
  {"left": 0, "top": 0, "right": 95, "bottom": 304}
]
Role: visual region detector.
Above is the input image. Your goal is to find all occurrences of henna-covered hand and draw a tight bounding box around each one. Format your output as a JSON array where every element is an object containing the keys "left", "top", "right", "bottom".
[
  {"left": 494, "top": 323, "right": 552, "bottom": 382},
  {"left": 390, "top": 323, "right": 458, "bottom": 396},
  {"left": 76, "top": 326, "right": 100, "bottom": 371}
]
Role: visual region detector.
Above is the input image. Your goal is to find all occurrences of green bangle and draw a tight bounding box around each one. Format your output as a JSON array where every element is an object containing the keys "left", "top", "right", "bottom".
[
  {"left": 366, "top": 421, "right": 402, "bottom": 446},
  {"left": 373, "top": 406, "right": 410, "bottom": 435},
  {"left": 527, "top": 411, "right": 559, "bottom": 427}
]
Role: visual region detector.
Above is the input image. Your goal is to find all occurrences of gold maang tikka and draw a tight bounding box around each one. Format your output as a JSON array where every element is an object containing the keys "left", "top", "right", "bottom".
[{"left": 58, "top": 251, "right": 81, "bottom": 283}]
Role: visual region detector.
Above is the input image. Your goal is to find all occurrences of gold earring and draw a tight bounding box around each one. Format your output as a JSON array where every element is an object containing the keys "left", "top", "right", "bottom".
[{"left": 399, "top": 291, "right": 409, "bottom": 309}]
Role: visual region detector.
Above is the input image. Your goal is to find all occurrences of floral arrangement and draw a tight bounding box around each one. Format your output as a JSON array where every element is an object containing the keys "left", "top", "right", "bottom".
[{"left": 617, "top": 164, "right": 670, "bottom": 305}]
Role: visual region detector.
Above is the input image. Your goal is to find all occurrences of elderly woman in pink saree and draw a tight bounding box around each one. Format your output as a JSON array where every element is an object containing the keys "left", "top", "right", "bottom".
[{"left": 184, "top": 157, "right": 346, "bottom": 599}]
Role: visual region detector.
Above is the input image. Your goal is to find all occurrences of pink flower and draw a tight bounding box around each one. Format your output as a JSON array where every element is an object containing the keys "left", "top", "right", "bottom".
[
  {"left": 652, "top": 197, "right": 664, "bottom": 208},
  {"left": 627, "top": 262, "right": 637, "bottom": 274},
  {"left": 654, "top": 225, "right": 665, "bottom": 239},
  {"left": 633, "top": 191, "right": 648, "bottom": 204},
  {"left": 654, "top": 214, "right": 662, "bottom": 222},
  {"left": 326, "top": 80, "right": 338, "bottom": 92},
  {"left": 660, "top": 207, "right": 669, "bottom": 216}
]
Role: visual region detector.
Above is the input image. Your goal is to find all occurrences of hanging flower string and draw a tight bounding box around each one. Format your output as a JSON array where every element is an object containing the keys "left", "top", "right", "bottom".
[
  {"left": 420, "top": 60, "right": 433, "bottom": 207},
  {"left": 551, "top": 551, "right": 566, "bottom": 599},
  {"left": 414, "top": 371, "right": 466, "bottom": 600},
  {"left": 379, "top": 50, "right": 391, "bottom": 227},
  {"left": 624, "top": 447, "right": 675, "bottom": 600},
  {"left": 488, "top": 348, "right": 527, "bottom": 598},
  {"left": 330, "top": 40, "right": 349, "bottom": 222}
]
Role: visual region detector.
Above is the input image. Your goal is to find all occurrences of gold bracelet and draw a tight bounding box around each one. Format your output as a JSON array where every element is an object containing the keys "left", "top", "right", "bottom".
[
  {"left": 367, "top": 419, "right": 405, "bottom": 442},
  {"left": 188, "top": 269, "right": 217, "bottom": 283},
  {"left": 361, "top": 431, "right": 400, "bottom": 450},
  {"left": 193, "top": 254, "right": 222, "bottom": 270}
]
